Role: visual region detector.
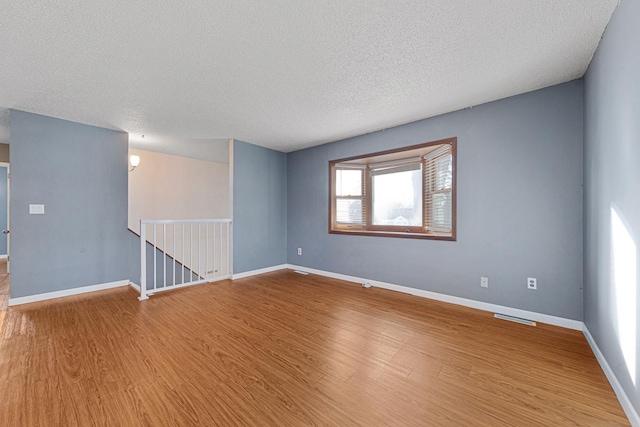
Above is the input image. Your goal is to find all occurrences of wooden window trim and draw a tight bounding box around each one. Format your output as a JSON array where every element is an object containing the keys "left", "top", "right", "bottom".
[{"left": 328, "top": 137, "right": 457, "bottom": 241}]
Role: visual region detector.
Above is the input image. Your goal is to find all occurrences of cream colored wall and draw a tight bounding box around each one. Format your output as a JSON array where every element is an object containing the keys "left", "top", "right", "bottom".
[{"left": 128, "top": 148, "right": 230, "bottom": 233}]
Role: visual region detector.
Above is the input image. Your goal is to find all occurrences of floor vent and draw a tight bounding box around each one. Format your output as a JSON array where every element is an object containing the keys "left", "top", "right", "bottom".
[
  {"left": 494, "top": 313, "right": 536, "bottom": 326},
  {"left": 294, "top": 270, "right": 309, "bottom": 275}
]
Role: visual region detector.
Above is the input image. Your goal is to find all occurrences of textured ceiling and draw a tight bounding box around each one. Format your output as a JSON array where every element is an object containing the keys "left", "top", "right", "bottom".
[{"left": 0, "top": 1, "right": 617, "bottom": 152}]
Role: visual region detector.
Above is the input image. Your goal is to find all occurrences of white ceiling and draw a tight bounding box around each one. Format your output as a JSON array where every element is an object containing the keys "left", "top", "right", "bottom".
[{"left": 0, "top": 1, "right": 617, "bottom": 152}]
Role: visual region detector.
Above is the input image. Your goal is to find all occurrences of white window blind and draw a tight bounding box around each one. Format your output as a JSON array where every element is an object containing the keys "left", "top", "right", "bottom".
[
  {"left": 335, "top": 165, "right": 366, "bottom": 225},
  {"left": 423, "top": 145, "right": 453, "bottom": 232},
  {"left": 369, "top": 157, "right": 422, "bottom": 176}
]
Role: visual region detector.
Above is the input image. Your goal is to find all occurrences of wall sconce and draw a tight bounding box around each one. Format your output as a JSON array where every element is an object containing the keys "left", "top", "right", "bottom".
[{"left": 129, "top": 155, "right": 141, "bottom": 172}]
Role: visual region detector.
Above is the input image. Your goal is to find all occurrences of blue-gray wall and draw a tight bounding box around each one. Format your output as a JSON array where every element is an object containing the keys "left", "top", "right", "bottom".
[
  {"left": 232, "top": 140, "right": 287, "bottom": 274},
  {"left": 10, "top": 110, "right": 130, "bottom": 298},
  {"left": 584, "top": 0, "right": 640, "bottom": 419},
  {"left": 288, "top": 81, "right": 584, "bottom": 320},
  {"left": 0, "top": 166, "right": 7, "bottom": 255}
]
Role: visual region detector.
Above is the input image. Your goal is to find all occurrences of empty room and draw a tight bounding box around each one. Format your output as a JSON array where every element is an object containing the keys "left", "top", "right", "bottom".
[{"left": 0, "top": 0, "right": 638, "bottom": 426}]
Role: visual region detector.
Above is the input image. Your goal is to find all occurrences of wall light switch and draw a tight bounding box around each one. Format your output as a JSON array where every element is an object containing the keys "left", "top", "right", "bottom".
[{"left": 29, "top": 204, "right": 45, "bottom": 215}]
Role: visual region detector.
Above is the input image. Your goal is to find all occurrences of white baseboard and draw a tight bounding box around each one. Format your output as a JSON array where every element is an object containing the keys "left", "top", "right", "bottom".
[
  {"left": 231, "top": 264, "right": 288, "bottom": 280},
  {"left": 8, "top": 279, "right": 131, "bottom": 306},
  {"left": 129, "top": 282, "right": 141, "bottom": 292},
  {"left": 0, "top": 254, "right": 7, "bottom": 259},
  {"left": 583, "top": 326, "right": 640, "bottom": 427},
  {"left": 286, "top": 264, "right": 583, "bottom": 330}
]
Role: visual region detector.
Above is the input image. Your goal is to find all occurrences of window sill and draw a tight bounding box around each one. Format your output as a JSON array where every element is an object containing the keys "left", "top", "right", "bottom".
[{"left": 329, "top": 229, "right": 456, "bottom": 241}]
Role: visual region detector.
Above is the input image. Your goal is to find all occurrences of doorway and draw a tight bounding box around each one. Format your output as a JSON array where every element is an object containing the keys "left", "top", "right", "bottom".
[
  {"left": 0, "top": 163, "right": 9, "bottom": 274},
  {"left": 0, "top": 163, "right": 7, "bottom": 317}
]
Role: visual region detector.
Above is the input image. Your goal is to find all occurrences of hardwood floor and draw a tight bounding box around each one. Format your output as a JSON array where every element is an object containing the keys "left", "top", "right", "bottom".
[{"left": 0, "top": 262, "right": 629, "bottom": 426}]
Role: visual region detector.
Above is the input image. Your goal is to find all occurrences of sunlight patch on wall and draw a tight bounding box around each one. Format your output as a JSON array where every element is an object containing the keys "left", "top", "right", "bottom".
[{"left": 611, "top": 205, "right": 637, "bottom": 385}]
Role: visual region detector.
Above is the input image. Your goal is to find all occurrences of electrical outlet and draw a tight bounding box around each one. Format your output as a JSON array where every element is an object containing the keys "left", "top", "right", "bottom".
[
  {"left": 480, "top": 277, "right": 489, "bottom": 288},
  {"left": 527, "top": 277, "right": 537, "bottom": 290},
  {"left": 297, "top": 248, "right": 302, "bottom": 256}
]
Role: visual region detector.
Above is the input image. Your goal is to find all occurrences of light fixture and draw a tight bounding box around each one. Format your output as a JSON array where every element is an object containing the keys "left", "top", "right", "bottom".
[{"left": 129, "top": 155, "right": 140, "bottom": 172}]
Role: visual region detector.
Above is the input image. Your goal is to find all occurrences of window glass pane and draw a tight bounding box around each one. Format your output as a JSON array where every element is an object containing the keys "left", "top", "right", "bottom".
[
  {"left": 336, "top": 169, "right": 362, "bottom": 196},
  {"left": 372, "top": 169, "right": 422, "bottom": 226},
  {"left": 435, "top": 154, "right": 452, "bottom": 190},
  {"left": 431, "top": 192, "right": 452, "bottom": 230},
  {"left": 336, "top": 199, "right": 363, "bottom": 224}
]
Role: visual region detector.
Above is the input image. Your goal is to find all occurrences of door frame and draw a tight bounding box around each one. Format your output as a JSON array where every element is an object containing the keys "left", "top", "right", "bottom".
[{"left": 0, "top": 162, "right": 10, "bottom": 273}]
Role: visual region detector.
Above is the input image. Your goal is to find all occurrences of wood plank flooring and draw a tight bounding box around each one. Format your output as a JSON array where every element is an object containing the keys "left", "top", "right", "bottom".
[{"left": 0, "top": 262, "right": 630, "bottom": 426}]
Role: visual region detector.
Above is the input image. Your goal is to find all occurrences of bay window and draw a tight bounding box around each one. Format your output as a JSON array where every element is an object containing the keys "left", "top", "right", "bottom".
[{"left": 329, "top": 137, "right": 456, "bottom": 240}]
